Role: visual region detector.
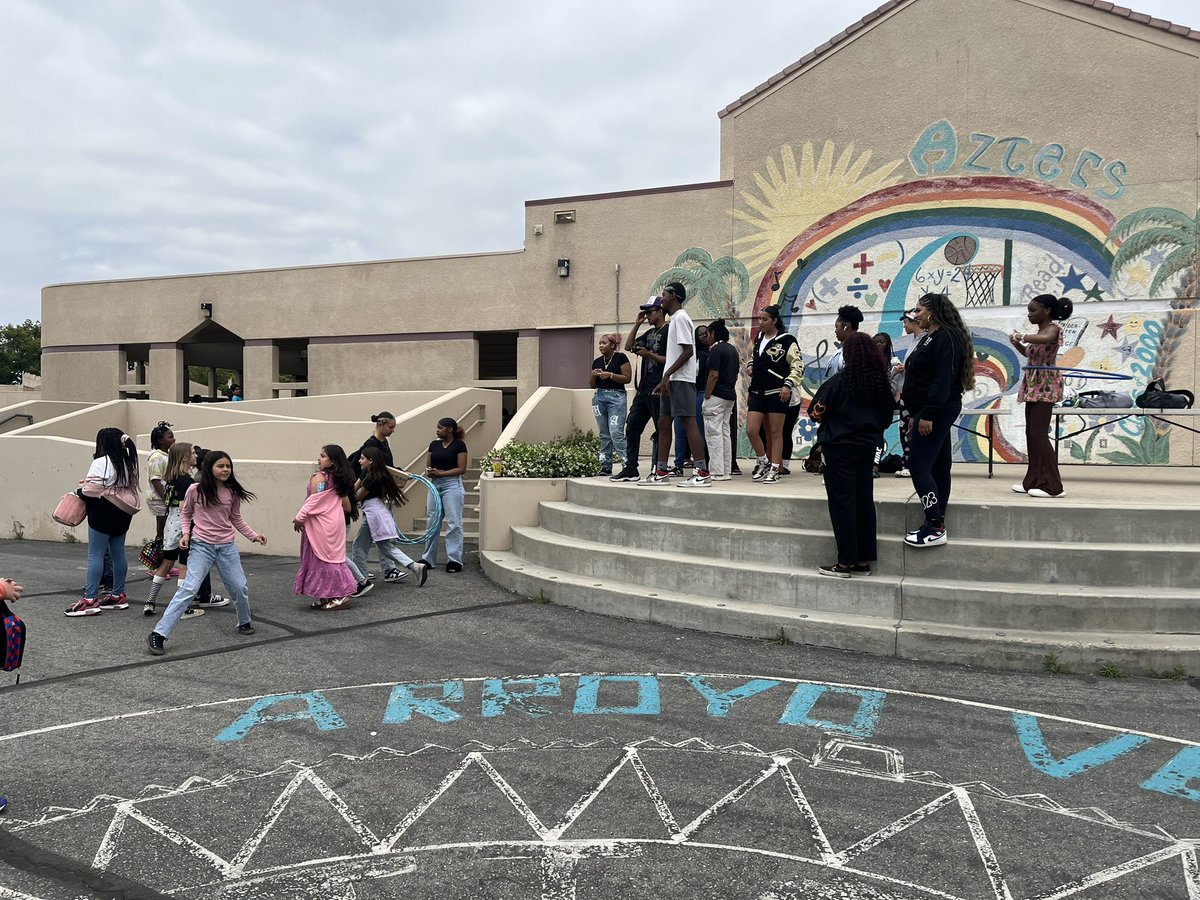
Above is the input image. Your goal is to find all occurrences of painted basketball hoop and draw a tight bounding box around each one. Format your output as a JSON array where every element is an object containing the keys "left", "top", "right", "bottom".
[{"left": 961, "top": 263, "right": 1004, "bottom": 307}]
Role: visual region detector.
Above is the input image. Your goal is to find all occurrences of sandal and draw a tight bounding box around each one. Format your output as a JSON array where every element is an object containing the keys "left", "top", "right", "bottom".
[
  {"left": 310, "top": 598, "right": 330, "bottom": 609},
  {"left": 323, "top": 596, "right": 352, "bottom": 611}
]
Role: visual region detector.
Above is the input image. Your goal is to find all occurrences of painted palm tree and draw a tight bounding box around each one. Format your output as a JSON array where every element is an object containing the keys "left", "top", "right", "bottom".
[
  {"left": 652, "top": 248, "right": 753, "bottom": 453},
  {"left": 1108, "top": 206, "right": 1199, "bottom": 385}
]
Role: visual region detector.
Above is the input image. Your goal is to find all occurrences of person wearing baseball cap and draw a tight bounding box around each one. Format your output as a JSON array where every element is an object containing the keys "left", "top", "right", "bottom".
[{"left": 610, "top": 297, "right": 668, "bottom": 481}]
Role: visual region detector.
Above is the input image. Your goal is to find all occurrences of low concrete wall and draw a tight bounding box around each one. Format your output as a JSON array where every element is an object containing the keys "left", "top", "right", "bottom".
[
  {"left": 495, "top": 386, "right": 602, "bottom": 452},
  {"left": 0, "top": 400, "right": 91, "bottom": 435},
  {"left": 234, "top": 391, "right": 444, "bottom": 420},
  {"left": 479, "top": 474, "right": 569, "bottom": 552}
]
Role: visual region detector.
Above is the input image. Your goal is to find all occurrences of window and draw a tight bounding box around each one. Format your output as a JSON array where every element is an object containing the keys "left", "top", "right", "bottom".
[
  {"left": 553, "top": 209, "right": 576, "bottom": 224},
  {"left": 476, "top": 331, "right": 518, "bottom": 380}
]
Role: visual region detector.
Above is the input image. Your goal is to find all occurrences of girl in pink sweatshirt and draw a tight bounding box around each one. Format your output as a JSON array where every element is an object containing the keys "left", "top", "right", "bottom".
[
  {"left": 147, "top": 451, "right": 267, "bottom": 655},
  {"left": 293, "top": 445, "right": 358, "bottom": 610}
]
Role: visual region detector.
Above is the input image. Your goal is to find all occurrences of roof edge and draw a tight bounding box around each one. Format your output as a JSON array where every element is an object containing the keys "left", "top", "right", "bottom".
[
  {"left": 525, "top": 180, "right": 734, "bottom": 207},
  {"left": 717, "top": 0, "right": 1200, "bottom": 119}
]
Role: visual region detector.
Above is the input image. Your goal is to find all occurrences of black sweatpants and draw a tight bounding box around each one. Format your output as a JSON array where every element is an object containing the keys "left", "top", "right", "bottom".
[
  {"left": 822, "top": 444, "right": 878, "bottom": 565},
  {"left": 907, "top": 398, "right": 961, "bottom": 525},
  {"left": 624, "top": 391, "right": 660, "bottom": 472}
]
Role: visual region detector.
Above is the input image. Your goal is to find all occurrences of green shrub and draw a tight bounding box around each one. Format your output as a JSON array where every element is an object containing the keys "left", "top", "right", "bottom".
[{"left": 483, "top": 430, "right": 603, "bottom": 479}]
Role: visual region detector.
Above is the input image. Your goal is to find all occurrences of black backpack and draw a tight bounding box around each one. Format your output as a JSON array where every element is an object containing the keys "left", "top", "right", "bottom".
[
  {"left": 2, "top": 600, "right": 25, "bottom": 675},
  {"left": 1135, "top": 380, "right": 1194, "bottom": 410}
]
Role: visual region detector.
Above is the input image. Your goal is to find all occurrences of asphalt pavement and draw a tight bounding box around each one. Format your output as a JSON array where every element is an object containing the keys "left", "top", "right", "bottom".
[{"left": 0, "top": 537, "right": 1197, "bottom": 900}]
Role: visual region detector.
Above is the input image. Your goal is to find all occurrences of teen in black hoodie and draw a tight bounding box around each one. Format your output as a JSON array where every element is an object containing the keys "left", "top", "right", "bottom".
[{"left": 900, "top": 293, "right": 974, "bottom": 547}]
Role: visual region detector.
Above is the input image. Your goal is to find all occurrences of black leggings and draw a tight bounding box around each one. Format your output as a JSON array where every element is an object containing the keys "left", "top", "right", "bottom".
[{"left": 907, "top": 398, "right": 961, "bottom": 525}]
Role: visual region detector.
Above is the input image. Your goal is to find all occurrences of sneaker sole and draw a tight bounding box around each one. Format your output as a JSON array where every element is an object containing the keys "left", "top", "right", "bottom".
[
  {"left": 416, "top": 566, "right": 430, "bottom": 587},
  {"left": 818, "top": 568, "right": 852, "bottom": 578},
  {"left": 64, "top": 608, "right": 101, "bottom": 617},
  {"left": 98, "top": 604, "right": 129, "bottom": 611},
  {"left": 195, "top": 599, "right": 231, "bottom": 608},
  {"left": 905, "top": 536, "right": 948, "bottom": 547}
]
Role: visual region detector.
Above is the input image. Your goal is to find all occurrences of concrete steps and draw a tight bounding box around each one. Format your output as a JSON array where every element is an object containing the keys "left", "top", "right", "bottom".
[{"left": 482, "top": 476, "right": 1200, "bottom": 674}]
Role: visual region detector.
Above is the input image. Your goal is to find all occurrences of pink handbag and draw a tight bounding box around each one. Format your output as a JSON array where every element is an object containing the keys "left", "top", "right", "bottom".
[{"left": 53, "top": 492, "right": 87, "bottom": 527}]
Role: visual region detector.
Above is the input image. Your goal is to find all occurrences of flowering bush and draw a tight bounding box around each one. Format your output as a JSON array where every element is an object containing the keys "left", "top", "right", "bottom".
[{"left": 482, "top": 430, "right": 603, "bottom": 478}]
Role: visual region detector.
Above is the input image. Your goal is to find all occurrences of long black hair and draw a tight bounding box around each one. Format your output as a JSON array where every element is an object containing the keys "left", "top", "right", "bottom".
[
  {"left": 916, "top": 293, "right": 975, "bottom": 392},
  {"left": 1032, "top": 294, "right": 1074, "bottom": 321},
  {"left": 842, "top": 332, "right": 893, "bottom": 403},
  {"left": 360, "top": 446, "right": 407, "bottom": 506},
  {"left": 321, "top": 444, "right": 356, "bottom": 498},
  {"left": 195, "top": 450, "right": 256, "bottom": 507},
  {"left": 93, "top": 428, "right": 138, "bottom": 489}
]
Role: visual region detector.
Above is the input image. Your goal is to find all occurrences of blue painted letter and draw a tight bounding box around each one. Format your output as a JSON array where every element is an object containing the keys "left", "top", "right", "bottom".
[
  {"left": 383, "top": 680, "right": 464, "bottom": 724},
  {"left": 685, "top": 676, "right": 780, "bottom": 717},
  {"left": 778, "top": 684, "right": 884, "bottom": 738},
  {"left": 1142, "top": 747, "right": 1200, "bottom": 802},
  {"left": 482, "top": 677, "right": 561, "bottom": 718},
  {"left": 998, "top": 136, "right": 1030, "bottom": 175},
  {"left": 909, "top": 120, "right": 957, "bottom": 176},
  {"left": 215, "top": 692, "right": 347, "bottom": 743},
  {"left": 1012, "top": 713, "right": 1149, "bottom": 778},
  {"left": 573, "top": 675, "right": 660, "bottom": 716},
  {"left": 1069, "top": 149, "right": 1103, "bottom": 190},
  {"left": 1034, "top": 143, "right": 1065, "bottom": 181}
]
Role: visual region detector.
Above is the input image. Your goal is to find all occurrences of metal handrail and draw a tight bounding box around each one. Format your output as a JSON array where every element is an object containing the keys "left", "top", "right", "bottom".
[
  {"left": 0, "top": 413, "right": 33, "bottom": 429},
  {"left": 392, "top": 402, "right": 487, "bottom": 497}
]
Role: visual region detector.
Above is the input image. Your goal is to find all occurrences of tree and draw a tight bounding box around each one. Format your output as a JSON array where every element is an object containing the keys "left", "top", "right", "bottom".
[{"left": 0, "top": 320, "right": 41, "bottom": 385}]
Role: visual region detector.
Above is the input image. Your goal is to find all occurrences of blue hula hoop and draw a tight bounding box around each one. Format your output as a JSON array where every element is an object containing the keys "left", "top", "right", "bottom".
[
  {"left": 1025, "top": 366, "right": 1133, "bottom": 381},
  {"left": 393, "top": 470, "right": 444, "bottom": 546}
]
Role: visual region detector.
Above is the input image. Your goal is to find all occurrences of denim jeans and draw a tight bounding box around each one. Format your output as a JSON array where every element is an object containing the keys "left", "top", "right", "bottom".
[
  {"left": 155, "top": 540, "right": 252, "bottom": 639},
  {"left": 86, "top": 528, "right": 127, "bottom": 598},
  {"left": 352, "top": 518, "right": 414, "bottom": 575},
  {"left": 424, "top": 476, "right": 464, "bottom": 566},
  {"left": 592, "top": 391, "right": 627, "bottom": 470}
]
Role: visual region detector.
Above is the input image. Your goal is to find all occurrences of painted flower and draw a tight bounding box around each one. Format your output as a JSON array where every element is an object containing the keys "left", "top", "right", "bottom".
[{"left": 795, "top": 418, "right": 820, "bottom": 442}]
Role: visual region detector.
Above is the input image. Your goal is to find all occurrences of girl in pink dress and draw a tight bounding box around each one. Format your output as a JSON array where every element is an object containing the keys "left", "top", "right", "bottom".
[
  {"left": 293, "top": 445, "right": 359, "bottom": 610},
  {"left": 1010, "top": 294, "right": 1073, "bottom": 498}
]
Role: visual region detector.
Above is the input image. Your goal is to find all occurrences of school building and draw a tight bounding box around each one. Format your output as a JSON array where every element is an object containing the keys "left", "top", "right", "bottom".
[{"left": 39, "top": 0, "right": 1200, "bottom": 464}]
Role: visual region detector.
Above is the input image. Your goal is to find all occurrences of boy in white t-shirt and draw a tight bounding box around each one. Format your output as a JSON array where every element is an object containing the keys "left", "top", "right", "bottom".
[{"left": 646, "top": 282, "right": 709, "bottom": 487}]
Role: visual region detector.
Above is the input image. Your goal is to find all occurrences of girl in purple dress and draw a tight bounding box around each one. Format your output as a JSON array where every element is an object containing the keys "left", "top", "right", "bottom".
[
  {"left": 293, "top": 445, "right": 359, "bottom": 610},
  {"left": 1010, "top": 294, "right": 1072, "bottom": 498}
]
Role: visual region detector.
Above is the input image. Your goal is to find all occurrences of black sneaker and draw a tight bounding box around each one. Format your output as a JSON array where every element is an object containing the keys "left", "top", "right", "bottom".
[
  {"left": 195, "top": 595, "right": 230, "bottom": 608},
  {"left": 236, "top": 622, "right": 256, "bottom": 635},
  {"left": 668, "top": 466, "right": 684, "bottom": 477},
  {"left": 411, "top": 561, "right": 430, "bottom": 587},
  {"left": 849, "top": 564, "right": 873, "bottom": 577},
  {"left": 609, "top": 468, "right": 639, "bottom": 482},
  {"left": 350, "top": 581, "right": 374, "bottom": 598},
  {"left": 818, "top": 563, "right": 853, "bottom": 578},
  {"left": 446, "top": 561, "right": 463, "bottom": 574},
  {"left": 147, "top": 632, "right": 166, "bottom": 656},
  {"left": 384, "top": 568, "right": 409, "bottom": 583},
  {"left": 905, "top": 523, "right": 948, "bottom": 548}
]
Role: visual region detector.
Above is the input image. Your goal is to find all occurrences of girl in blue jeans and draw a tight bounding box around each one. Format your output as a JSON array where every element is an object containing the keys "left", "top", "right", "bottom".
[
  {"left": 420, "top": 418, "right": 468, "bottom": 573},
  {"left": 147, "top": 451, "right": 267, "bottom": 655},
  {"left": 67, "top": 429, "right": 139, "bottom": 617}
]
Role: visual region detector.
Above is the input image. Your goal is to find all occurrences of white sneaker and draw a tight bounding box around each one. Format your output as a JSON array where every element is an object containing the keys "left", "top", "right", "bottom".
[
  {"left": 182, "top": 607, "right": 205, "bottom": 619},
  {"left": 895, "top": 468, "right": 911, "bottom": 478},
  {"left": 1028, "top": 488, "right": 1064, "bottom": 498},
  {"left": 1011, "top": 484, "right": 1027, "bottom": 493},
  {"left": 677, "top": 473, "right": 712, "bottom": 488},
  {"left": 761, "top": 467, "right": 781, "bottom": 484},
  {"left": 640, "top": 470, "right": 671, "bottom": 485}
]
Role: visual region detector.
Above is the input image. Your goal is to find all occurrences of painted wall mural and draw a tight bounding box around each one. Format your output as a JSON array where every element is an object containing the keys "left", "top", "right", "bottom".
[{"left": 656, "top": 123, "right": 1198, "bottom": 465}]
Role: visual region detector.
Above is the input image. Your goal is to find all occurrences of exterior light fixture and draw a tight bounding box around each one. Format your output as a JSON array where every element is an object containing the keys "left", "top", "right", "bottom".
[
  {"left": 200, "top": 302, "right": 213, "bottom": 318},
  {"left": 557, "top": 258, "right": 570, "bottom": 278}
]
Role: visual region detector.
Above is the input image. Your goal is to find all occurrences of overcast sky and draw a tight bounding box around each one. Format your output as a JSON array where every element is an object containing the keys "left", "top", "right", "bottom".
[{"left": 2, "top": 0, "right": 1196, "bottom": 325}]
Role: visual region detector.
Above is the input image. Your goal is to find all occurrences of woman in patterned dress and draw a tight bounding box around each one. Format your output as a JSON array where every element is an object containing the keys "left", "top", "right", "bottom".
[{"left": 1010, "top": 294, "right": 1073, "bottom": 498}]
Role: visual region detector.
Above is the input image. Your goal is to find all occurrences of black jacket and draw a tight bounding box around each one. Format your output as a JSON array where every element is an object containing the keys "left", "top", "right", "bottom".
[
  {"left": 901, "top": 328, "right": 964, "bottom": 421},
  {"left": 809, "top": 372, "right": 893, "bottom": 451}
]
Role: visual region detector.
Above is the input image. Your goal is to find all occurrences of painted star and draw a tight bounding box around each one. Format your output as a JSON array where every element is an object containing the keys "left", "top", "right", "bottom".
[
  {"left": 1145, "top": 246, "right": 1168, "bottom": 269},
  {"left": 1100, "top": 315, "right": 1123, "bottom": 340},
  {"left": 1114, "top": 339, "right": 1136, "bottom": 363},
  {"left": 1083, "top": 281, "right": 1105, "bottom": 302},
  {"left": 1057, "top": 265, "right": 1088, "bottom": 294}
]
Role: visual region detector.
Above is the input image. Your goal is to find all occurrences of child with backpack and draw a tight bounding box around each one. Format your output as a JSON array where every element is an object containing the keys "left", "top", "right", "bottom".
[
  {"left": 147, "top": 451, "right": 267, "bottom": 655},
  {"left": 293, "top": 445, "right": 359, "bottom": 610},
  {"left": 143, "top": 442, "right": 228, "bottom": 617}
]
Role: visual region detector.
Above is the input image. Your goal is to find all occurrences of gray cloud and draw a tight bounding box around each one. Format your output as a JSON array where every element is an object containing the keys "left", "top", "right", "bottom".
[{"left": 1, "top": 0, "right": 1196, "bottom": 322}]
